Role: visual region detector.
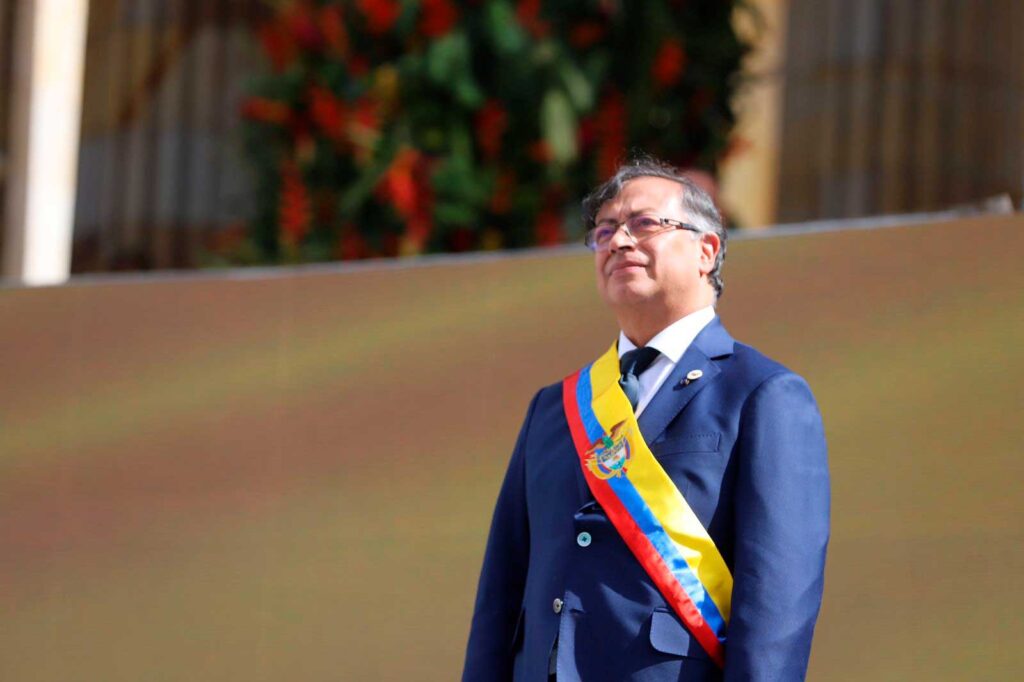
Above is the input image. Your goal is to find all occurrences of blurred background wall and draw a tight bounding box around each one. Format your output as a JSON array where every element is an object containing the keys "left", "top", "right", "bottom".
[
  {"left": 70, "top": 0, "right": 263, "bottom": 271},
  {"left": 775, "top": 0, "right": 1023, "bottom": 222},
  {"left": 0, "top": 0, "right": 19, "bottom": 269}
]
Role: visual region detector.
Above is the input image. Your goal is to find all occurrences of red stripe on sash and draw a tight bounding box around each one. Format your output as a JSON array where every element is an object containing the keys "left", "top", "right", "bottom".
[{"left": 562, "top": 372, "right": 725, "bottom": 667}]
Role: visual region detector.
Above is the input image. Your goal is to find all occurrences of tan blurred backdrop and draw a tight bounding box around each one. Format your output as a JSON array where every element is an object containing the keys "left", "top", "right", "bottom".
[{"left": 2, "top": 214, "right": 1022, "bottom": 680}]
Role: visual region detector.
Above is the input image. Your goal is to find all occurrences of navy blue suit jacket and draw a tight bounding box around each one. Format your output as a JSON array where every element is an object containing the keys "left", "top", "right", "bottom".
[{"left": 463, "top": 318, "right": 830, "bottom": 681}]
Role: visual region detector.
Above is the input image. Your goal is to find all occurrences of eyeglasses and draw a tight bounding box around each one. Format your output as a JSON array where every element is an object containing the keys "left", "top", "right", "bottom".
[{"left": 584, "top": 214, "right": 702, "bottom": 252}]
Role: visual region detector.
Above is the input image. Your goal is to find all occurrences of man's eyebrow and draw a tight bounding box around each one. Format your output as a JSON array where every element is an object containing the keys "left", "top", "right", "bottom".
[{"left": 595, "top": 209, "right": 657, "bottom": 223}]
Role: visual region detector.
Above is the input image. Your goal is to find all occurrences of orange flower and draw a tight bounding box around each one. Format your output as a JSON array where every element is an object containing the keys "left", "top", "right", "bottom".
[
  {"left": 652, "top": 39, "right": 687, "bottom": 89},
  {"left": 357, "top": 0, "right": 401, "bottom": 35},
  {"left": 380, "top": 148, "right": 419, "bottom": 217},
  {"left": 419, "top": 0, "right": 460, "bottom": 38},
  {"left": 376, "top": 148, "right": 435, "bottom": 250}
]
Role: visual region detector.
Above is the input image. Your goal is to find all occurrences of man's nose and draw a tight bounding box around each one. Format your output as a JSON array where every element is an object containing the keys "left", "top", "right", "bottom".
[{"left": 606, "top": 223, "right": 635, "bottom": 252}]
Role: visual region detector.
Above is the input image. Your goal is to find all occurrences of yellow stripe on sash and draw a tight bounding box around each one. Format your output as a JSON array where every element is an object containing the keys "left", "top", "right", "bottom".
[{"left": 589, "top": 343, "right": 733, "bottom": 622}]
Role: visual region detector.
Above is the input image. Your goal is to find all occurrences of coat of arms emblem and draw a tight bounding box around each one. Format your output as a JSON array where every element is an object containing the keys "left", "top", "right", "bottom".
[{"left": 585, "top": 420, "right": 632, "bottom": 479}]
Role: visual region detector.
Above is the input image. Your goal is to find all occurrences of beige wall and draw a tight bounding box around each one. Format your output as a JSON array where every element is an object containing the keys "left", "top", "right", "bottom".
[{"left": 2, "top": 215, "right": 1022, "bottom": 680}]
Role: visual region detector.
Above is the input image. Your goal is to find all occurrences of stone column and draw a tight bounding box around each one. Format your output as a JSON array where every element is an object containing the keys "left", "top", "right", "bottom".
[{"left": 2, "top": 0, "right": 90, "bottom": 286}]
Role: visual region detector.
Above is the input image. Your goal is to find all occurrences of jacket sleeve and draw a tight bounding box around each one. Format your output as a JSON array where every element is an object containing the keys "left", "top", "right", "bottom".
[
  {"left": 724, "top": 372, "right": 830, "bottom": 681},
  {"left": 462, "top": 391, "right": 539, "bottom": 682}
]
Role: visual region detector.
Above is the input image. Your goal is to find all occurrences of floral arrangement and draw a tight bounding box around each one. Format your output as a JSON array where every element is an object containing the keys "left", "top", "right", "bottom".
[{"left": 239, "top": 0, "right": 753, "bottom": 262}]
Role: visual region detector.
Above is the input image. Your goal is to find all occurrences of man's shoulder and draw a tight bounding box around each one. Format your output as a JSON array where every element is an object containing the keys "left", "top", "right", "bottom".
[
  {"left": 531, "top": 379, "right": 568, "bottom": 413},
  {"left": 721, "top": 338, "right": 812, "bottom": 394},
  {"left": 718, "top": 339, "right": 823, "bottom": 418},
  {"left": 729, "top": 339, "right": 792, "bottom": 376}
]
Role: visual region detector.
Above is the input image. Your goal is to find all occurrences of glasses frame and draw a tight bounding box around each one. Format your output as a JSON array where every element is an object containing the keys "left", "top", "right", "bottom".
[{"left": 584, "top": 215, "right": 702, "bottom": 252}]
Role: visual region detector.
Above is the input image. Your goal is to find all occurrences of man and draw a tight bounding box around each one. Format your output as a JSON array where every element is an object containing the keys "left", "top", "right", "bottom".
[{"left": 463, "top": 157, "right": 830, "bottom": 681}]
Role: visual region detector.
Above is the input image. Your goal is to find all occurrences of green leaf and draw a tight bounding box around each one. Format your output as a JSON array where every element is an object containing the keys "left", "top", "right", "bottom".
[
  {"left": 485, "top": 0, "right": 527, "bottom": 55},
  {"left": 541, "top": 89, "right": 578, "bottom": 165},
  {"left": 435, "top": 201, "right": 477, "bottom": 227},
  {"left": 339, "top": 143, "right": 397, "bottom": 215},
  {"left": 454, "top": 78, "right": 485, "bottom": 109},
  {"left": 558, "top": 61, "right": 595, "bottom": 112},
  {"left": 426, "top": 30, "right": 484, "bottom": 107},
  {"left": 427, "top": 32, "right": 469, "bottom": 84}
]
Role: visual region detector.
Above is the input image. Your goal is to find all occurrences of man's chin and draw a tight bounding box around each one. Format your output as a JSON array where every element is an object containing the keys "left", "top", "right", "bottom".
[{"left": 604, "top": 281, "right": 656, "bottom": 307}]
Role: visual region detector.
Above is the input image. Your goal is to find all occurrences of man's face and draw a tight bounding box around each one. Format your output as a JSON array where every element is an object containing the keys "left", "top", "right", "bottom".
[{"left": 593, "top": 176, "right": 717, "bottom": 312}]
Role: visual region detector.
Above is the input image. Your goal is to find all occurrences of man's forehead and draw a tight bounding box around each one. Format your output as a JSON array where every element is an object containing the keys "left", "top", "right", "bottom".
[{"left": 596, "top": 176, "right": 684, "bottom": 217}]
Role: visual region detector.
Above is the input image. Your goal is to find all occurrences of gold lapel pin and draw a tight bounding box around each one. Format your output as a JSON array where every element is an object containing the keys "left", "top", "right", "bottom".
[{"left": 681, "top": 369, "right": 703, "bottom": 386}]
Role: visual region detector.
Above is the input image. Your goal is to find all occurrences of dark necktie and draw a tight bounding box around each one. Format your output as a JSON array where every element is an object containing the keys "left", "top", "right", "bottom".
[{"left": 619, "top": 346, "right": 661, "bottom": 410}]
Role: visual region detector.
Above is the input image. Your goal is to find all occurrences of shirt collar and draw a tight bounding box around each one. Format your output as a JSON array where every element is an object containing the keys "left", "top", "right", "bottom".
[{"left": 617, "top": 306, "right": 717, "bottom": 362}]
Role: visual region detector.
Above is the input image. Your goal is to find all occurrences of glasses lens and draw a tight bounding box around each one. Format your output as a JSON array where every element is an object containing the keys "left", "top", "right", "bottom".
[
  {"left": 627, "top": 215, "right": 664, "bottom": 236},
  {"left": 587, "top": 225, "right": 616, "bottom": 249}
]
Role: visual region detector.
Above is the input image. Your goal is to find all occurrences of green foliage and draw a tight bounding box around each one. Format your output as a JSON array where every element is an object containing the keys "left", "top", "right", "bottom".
[{"left": 238, "top": 0, "right": 753, "bottom": 262}]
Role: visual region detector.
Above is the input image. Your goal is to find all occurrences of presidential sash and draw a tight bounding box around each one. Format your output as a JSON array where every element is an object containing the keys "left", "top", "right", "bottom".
[{"left": 562, "top": 343, "right": 732, "bottom": 666}]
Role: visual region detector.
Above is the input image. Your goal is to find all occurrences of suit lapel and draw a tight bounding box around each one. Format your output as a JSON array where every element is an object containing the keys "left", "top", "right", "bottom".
[{"left": 638, "top": 317, "right": 735, "bottom": 443}]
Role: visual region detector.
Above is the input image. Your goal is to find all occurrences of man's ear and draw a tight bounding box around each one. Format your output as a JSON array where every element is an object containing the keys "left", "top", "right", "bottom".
[{"left": 698, "top": 232, "right": 720, "bottom": 276}]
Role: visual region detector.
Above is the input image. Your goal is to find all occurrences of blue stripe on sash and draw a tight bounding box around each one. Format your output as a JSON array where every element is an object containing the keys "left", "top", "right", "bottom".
[
  {"left": 606, "top": 475, "right": 726, "bottom": 637},
  {"left": 575, "top": 365, "right": 605, "bottom": 444}
]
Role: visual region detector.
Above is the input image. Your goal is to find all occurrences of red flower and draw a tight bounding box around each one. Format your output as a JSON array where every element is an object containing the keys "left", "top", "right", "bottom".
[
  {"left": 448, "top": 228, "right": 475, "bottom": 252},
  {"left": 516, "top": 0, "right": 550, "bottom": 38},
  {"left": 337, "top": 228, "right": 368, "bottom": 260},
  {"left": 357, "top": 0, "right": 401, "bottom": 35},
  {"left": 380, "top": 149, "right": 419, "bottom": 217},
  {"left": 652, "top": 39, "right": 687, "bottom": 89},
  {"left": 351, "top": 97, "right": 380, "bottom": 134},
  {"left": 419, "top": 0, "right": 460, "bottom": 38},
  {"left": 241, "top": 97, "right": 291, "bottom": 125},
  {"left": 475, "top": 100, "right": 509, "bottom": 161},
  {"left": 258, "top": 23, "right": 297, "bottom": 71},
  {"left": 535, "top": 207, "right": 563, "bottom": 246},
  {"left": 569, "top": 21, "right": 606, "bottom": 49},
  {"left": 690, "top": 87, "right": 715, "bottom": 116},
  {"left": 577, "top": 115, "right": 596, "bottom": 152},
  {"left": 594, "top": 89, "right": 626, "bottom": 177},
  {"left": 308, "top": 86, "right": 348, "bottom": 142},
  {"left": 349, "top": 55, "right": 371, "bottom": 77},
  {"left": 376, "top": 148, "right": 435, "bottom": 251},
  {"left": 528, "top": 140, "right": 553, "bottom": 164},
  {"left": 319, "top": 5, "right": 350, "bottom": 57},
  {"left": 489, "top": 171, "right": 516, "bottom": 215},
  {"left": 279, "top": 160, "right": 311, "bottom": 246},
  {"left": 286, "top": 1, "right": 322, "bottom": 51}
]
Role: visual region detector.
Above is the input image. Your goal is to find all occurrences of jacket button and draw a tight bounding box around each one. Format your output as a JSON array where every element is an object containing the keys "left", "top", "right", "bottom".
[
  {"left": 552, "top": 598, "right": 563, "bottom": 614},
  {"left": 576, "top": 531, "right": 592, "bottom": 547}
]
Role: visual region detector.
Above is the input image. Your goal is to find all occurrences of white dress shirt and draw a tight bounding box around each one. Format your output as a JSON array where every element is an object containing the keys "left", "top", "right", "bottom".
[{"left": 616, "top": 306, "right": 716, "bottom": 417}]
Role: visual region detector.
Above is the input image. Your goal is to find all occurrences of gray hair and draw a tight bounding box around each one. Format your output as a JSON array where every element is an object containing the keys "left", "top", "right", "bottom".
[{"left": 581, "top": 154, "right": 727, "bottom": 299}]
